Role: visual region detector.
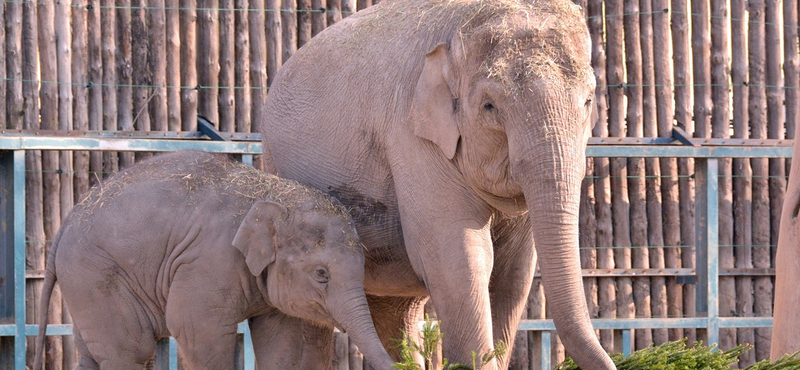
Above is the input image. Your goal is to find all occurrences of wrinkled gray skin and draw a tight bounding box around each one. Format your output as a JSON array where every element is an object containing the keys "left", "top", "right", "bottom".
[
  {"left": 33, "top": 151, "right": 395, "bottom": 370},
  {"left": 260, "top": 0, "right": 614, "bottom": 368}
]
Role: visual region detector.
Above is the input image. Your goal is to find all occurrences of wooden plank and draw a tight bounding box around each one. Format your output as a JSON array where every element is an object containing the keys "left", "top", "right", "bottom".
[
  {"left": 149, "top": 0, "right": 168, "bottom": 132},
  {"left": 132, "top": 0, "right": 152, "bottom": 162},
  {"left": 101, "top": 0, "right": 118, "bottom": 176},
  {"left": 327, "top": 0, "right": 342, "bottom": 25},
  {"left": 87, "top": 0, "right": 103, "bottom": 187},
  {"left": 312, "top": 0, "right": 326, "bottom": 36},
  {"left": 6, "top": 0, "right": 23, "bottom": 131},
  {"left": 116, "top": 1, "right": 134, "bottom": 168},
  {"left": 235, "top": 0, "right": 252, "bottom": 133},
  {"left": 266, "top": 0, "right": 282, "bottom": 86},
  {"left": 198, "top": 0, "right": 220, "bottom": 129},
  {"left": 249, "top": 0, "right": 267, "bottom": 139},
  {"left": 181, "top": 0, "right": 198, "bottom": 131},
  {"left": 72, "top": 0, "right": 90, "bottom": 200},
  {"left": 220, "top": 0, "right": 236, "bottom": 133},
  {"left": 166, "top": 0, "right": 181, "bottom": 131},
  {"left": 588, "top": 0, "right": 616, "bottom": 353},
  {"left": 298, "top": 0, "right": 312, "bottom": 47}
]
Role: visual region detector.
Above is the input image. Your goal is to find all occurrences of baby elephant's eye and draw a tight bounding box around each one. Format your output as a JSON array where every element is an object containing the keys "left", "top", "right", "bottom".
[{"left": 314, "top": 267, "right": 330, "bottom": 283}]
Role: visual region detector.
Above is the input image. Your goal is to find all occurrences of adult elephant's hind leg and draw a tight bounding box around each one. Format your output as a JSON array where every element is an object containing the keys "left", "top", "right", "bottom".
[
  {"left": 365, "top": 295, "right": 427, "bottom": 367},
  {"left": 489, "top": 216, "right": 537, "bottom": 369}
]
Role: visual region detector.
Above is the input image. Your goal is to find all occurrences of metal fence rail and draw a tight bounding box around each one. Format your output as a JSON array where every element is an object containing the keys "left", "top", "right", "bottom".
[{"left": 0, "top": 132, "right": 791, "bottom": 369}]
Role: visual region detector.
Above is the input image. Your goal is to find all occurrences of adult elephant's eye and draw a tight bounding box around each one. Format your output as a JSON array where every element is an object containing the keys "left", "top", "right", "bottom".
[
  {"left": 314, "top": 267, "right": 330, "bottom": 283},
  {"left": 483, "top": 102, "right": 495, "bottom": 111}
]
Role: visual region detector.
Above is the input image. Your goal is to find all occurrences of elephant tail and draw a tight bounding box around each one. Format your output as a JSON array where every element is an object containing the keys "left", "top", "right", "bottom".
[{"left": 33, "top": 227, "right": 62, "bottom": 370}]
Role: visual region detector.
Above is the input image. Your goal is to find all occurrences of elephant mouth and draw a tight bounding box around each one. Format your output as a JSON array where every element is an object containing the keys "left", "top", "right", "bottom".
[{"left": 475, "top": 189, "right": 528, "bottom": 216}]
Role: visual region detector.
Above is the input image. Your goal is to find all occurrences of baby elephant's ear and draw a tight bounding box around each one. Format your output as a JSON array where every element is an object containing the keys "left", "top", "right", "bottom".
[{"left": 233, "top": 200, "right": 289, "bottom": 276}]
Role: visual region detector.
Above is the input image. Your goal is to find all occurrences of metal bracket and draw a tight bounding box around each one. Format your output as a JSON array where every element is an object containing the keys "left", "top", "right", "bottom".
[
  {"left": 197, "top": 116, "right": 229, "bottom": 142},
  {"left": 672, "top": 127, "right": 700, "bottom": 147}
]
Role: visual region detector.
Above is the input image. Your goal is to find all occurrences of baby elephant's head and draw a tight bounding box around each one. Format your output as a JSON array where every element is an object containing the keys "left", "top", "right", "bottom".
[{"left": 231, "top": 199, "right": 395, "bottom": 369}]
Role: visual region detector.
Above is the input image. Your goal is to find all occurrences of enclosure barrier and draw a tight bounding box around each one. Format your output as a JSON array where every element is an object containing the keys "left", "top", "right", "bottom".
[{"left": 0, "top": 131, "right": 789, "bottom": 369}]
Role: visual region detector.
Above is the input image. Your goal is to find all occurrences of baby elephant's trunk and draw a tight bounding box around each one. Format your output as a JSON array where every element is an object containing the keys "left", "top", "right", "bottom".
[{"left": 329, "top": 288, "right": 396, "bottom": 369}]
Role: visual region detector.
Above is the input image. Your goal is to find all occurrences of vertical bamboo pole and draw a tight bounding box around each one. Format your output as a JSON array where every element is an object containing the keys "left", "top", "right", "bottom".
[
  {"left": 748, "top": 0, "right": 768, "bottom": 364},
  {"left": 327, "top": 0, "right": 341, "bottom": 25},
  {"left": 87, "top": 0, "right": 103, "bottom": 186},
  {"left": 132, "top": 0, "right": 152, "bottom": 161},
  {"left": 72, "top": 0, "right": 90, "bottom": 198},
  {"left": 298, "top": 0, "right": 312, "bottom": 47},
  {"left": 235, "top": 0, "right": 251, "bottom": 133},
  {"left": 250, "top": 0, "right": 267, "bottom": 137},
  {"left": 37, "top": 1, "right": 64, "bottom": 365},
  {"left": 710, "top": 0, "right": 736, "bottom": 354},
  {"left": 266, "top": 0, "right": 282, "bottom": 86},
  {"left": 312, "top": 0, "right": 326, "bottom": 36},
  {"left": 101, "top": 0, "right": 118, "bottom": 175},
  {"left": 588, "top": 0, "right": 616, "bottom": 353},
  {"left": 624, "top": 0, "right": 653, "bottom": 350},
  {"left": 23, "top": 0, "right": 44, "bottom": 365},
  {"left": 282, "top": 0, "right": 297, "bottom": 61},
  {"left": 7, "top": 0, "right": 23, "bottom": 131},
  {"left": 607, "top": 0, "right": 634, "bottom": 351},
  {"left": 198, "top": 0, "right": 220, "bottom": 126},
  {"left": 181, "top": 0, "right": 198, "bottom": 131},
  {"left": 671, "top": 0, "right": 695, "bottom": 343},
  {"left": 166, "top": 0, "right": 182, "bottom": 131},
  {"left": 730, "top": 0, "right": 752, "bottom": 363},
  {"left": 149, "top": 0, "right": 168, "bottom": 131},
  {"left": 760, "top": 0, "right": 781, "bottom": 359},
  {"left": 219, "top": 0, "right": 235, "bottom": 132},
  {"left": 117, "top": 1, "right": 134, "bottom": 167},
  {"left": 56, "top": 1, "right": 75, "bottom": 365},
  {"left": 640, "top": 0, "right": 668, "bottom": 346}
]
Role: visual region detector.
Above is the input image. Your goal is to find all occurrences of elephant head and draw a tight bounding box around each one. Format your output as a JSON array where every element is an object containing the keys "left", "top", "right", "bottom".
[
  {"left": 233, "top": 200, "right": 396, "bottom": 369},
  {"left": 410, "top": 2, "right": 611, "bottom": 368}
]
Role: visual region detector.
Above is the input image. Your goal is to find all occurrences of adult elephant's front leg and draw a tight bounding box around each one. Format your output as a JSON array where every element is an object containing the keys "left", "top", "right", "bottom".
[{"left": 489, "top": 216, "right": 537, "bottom": 369}]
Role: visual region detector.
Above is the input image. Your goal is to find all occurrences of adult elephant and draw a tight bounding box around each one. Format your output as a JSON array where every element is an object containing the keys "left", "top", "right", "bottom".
[{"left": 261, "top": 0, "right": 614, "bottom": 368}]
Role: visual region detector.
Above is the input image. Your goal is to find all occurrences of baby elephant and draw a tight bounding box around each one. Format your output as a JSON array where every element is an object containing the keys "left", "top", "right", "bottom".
[{"left": 34, "top": 151, "right": 395, "bottom": 370}]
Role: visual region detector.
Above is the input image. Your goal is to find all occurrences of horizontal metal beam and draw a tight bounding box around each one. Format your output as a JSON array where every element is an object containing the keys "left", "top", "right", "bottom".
[
  {"left": 518, "top": 317, "right": 773, "bottom": 331},
  {"left": 0, "top": 134, "right": 794, "bottom": 158}
]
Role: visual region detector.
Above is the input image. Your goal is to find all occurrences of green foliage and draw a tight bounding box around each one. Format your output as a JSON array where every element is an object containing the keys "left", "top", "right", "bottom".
[
  {"left": 391, "top": 315, "right": 506, "bottom": 370},
  {"left": 554, "top": 339, "right": 800, "bottom": 370}
]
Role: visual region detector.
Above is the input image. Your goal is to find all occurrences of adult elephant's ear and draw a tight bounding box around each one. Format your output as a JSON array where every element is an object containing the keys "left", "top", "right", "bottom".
[
  {"left": 233, "top": 200, "right": 288, "bottom": 276},
  {"left": 410, "top": 33, "right": 464, "bottom": 160}
]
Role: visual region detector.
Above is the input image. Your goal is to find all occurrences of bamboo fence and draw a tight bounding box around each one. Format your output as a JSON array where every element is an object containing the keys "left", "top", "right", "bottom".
[{"left": 0, "top": 0, "right": 796, "bottom": 368}]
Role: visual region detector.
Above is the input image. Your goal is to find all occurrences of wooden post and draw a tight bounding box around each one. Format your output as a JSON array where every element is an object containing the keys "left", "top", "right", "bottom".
[
  {"left": 327, "top": 0, "right": 342, "bottom": 25},
  {"left": 132, "top": 0, "right": 152, "bottom": 161},
  {"left": 341, "top": 0, "right": 354, "bottom": 17},
  {"left": 710, "top": 0, "right": 736, "bottom": 354},
  {"left": 312, "top": 0, "right": 326, "bottom": 36},
  {"left": 0, "top": 0, "right": 5, "bottom": 131},
  {"left": 266, "top": 0, "right": 282, "bottom": 85},
  {"left": 117, "top": 1, "right": 134, "bottom": 167},
  {"left": 730, "top": 0, "right": 751, "bottom": 363},
  {"left": 357, "top": 0, "right": 370, "bottom": 11},
  {"left": 166, "top": 0, "right": 182, "bottom": 131},
  {"left": 298, "top": 0, "right": 312, "bottom": 47},
  {"left": 198, "top": 0, "right": 220, "bottom": 127},
  {"left": 149, "top": 0, "right": 168, "bottom": 132},
  {"left": 6, "top": 0, "right": 23, "bottom": 131},
  {"left": 250, "top": 0, "right": 267, "bottom": 137},
  {"left": 101, "top": 0, "right": 118, "bottom": 176},
  {"left": 220, "top": 0, "right": 236, "bottom": 132},
  {"left": 181, "top": 0, "right": 198, "bottom": 131},
  {"left": 72, "top": 0, "right": 90, "bottom": 199},
  {"left": 671, "top": 0, "right": 696, "bottom": 344},
  {"left": 23, "top": 0, "right": 44, "bottom": 365},
  {"left": 784, "top": 0, "right": 799, "bottom": 144},
  {"left": 528, "top": 279, "right": 545, "bottom": 370},
  {"left": 235, "top": 0, "right": 252, "bottom": 133},
  {"left": 606, "top": 0, "right": 634, "bottom": 351},
  {"left": 588, "top": 0, "right": 616, "bottom": 353},
  {"left": 282, "top": 0, "right": 298, "bottom": 61},
  {"left": 580, "top": 158, "right": 600, "bottom": 342},
  {"left": 640, "top": 0, "right": 667, "bottom": 346},
  {"left": 87, "top": 0, "right": 103, "bottom": 186}
]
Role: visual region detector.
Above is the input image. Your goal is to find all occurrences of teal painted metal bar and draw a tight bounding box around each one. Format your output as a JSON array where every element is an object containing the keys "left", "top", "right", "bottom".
[
  {"left": 695, "top": 158, "right": 721, "bottom": 348},
  {"left": 155, "top": 338, "right": 170, "bottom": 370},
  {"left": 14, "top": 150, "right": 26, "bottom": 370},
  {"left": 541, "top": 331, "right": 551, "bottom": 370},
  {"left": 622, "top": 329, "right": 632, "bottom": 357}
]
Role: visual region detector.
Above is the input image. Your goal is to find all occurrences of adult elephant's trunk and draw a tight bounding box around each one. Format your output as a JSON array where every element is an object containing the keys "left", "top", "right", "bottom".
[
  {"left": 328, "top": 288, "right": 396, "bottom": 370},
  {"left": 509, "top": 102, "right": 615, "bottom": 370}
]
